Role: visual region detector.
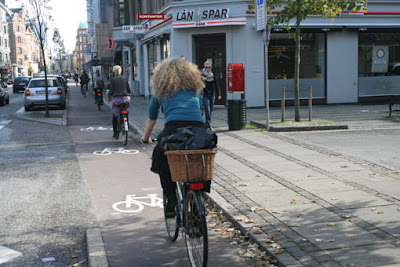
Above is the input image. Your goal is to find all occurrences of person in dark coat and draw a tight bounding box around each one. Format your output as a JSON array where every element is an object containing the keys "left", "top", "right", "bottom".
[{"left": 202, "top": 60, "right": 222, "bottom": 129}]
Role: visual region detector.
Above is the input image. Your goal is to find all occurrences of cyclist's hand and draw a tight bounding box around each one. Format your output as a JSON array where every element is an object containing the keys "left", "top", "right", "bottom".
[{"left": 140, "top": 137, "right": 153, "bottom": 144}]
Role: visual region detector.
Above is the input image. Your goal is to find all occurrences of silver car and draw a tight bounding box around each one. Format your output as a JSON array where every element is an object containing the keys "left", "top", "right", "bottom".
[{"left": 24, "top": 77, "right": 66, "bottom": 111}]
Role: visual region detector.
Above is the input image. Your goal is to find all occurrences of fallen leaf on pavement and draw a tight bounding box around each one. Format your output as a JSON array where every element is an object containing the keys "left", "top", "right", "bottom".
[
  {"left": 315, "top": 238, "right": 322, "bottom": 242},
  {"left": 375, "top": 211, "right": 384, "bottom": 214},
  {"left": 331, "top": 197, "right": 338, "bottom": 200},
  {"left": 327, "top": 222, "right": 337, "bottom": 226},
  {"left": 290, "top": 199, "right": 296, "bottom": 204}
]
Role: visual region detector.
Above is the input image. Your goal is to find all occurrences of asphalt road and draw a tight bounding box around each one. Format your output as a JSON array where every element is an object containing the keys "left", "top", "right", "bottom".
[{"left": 0, "top": 91, "right": 98, "bottom": 267}]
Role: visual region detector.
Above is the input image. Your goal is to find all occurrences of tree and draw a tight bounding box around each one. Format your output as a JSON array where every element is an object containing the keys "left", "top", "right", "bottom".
[
  {"left": 52, "top": 28, "right": 66, "bottom": 72},
  {"left": 21, "top": 0, "right": 53, "bottom": 117},
  {"left": 266, "top": 0, "right": 366, "bottom": 122}
]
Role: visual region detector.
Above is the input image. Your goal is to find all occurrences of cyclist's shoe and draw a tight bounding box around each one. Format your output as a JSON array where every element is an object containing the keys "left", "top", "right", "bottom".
[
  {"left": 165, "top": 199, "right": 176, "bottom": 218},
  {"left": 112, "top": 134, "right": 117, "bottom": 139}
]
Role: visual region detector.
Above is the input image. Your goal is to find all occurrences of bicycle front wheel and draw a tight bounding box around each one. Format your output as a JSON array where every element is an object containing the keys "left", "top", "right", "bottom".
[
  {"left": 164, "top": 193, "right": 179, "bottom": 242},
  {"left": 185, "top": 190, "right": 208, "bottom": 267}
]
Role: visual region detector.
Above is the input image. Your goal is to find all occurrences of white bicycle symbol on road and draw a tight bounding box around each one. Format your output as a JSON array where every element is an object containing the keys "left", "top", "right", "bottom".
[
  {"left": 93, "top": 147, "right": 139, "bottom": 156},
  {"left": 81, "top": 126, "right": 113, "bottom": 131},
  {"left": 113, "top": 194, "right": 163, "bottom": 213}
]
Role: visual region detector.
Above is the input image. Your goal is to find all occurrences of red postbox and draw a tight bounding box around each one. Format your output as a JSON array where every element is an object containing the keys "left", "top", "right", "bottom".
[{"left": 228, "top": 63, "right": 244, "bottom": 93}]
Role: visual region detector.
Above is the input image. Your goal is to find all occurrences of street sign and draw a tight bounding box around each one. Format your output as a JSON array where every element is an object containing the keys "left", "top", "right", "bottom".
[
  {"left": 122, "top": 25, "right": 145, "bottom": 33},
  {"left": 256, "top": 0, "right": 266, "bottom": 31},
  {"left": 92, "top": 52, "right": 97, "bottom": 59}
]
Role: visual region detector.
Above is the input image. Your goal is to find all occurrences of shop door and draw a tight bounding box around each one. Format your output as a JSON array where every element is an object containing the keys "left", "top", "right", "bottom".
[{"left": 195, "top": 34, "right": 226, "bottom": 105}]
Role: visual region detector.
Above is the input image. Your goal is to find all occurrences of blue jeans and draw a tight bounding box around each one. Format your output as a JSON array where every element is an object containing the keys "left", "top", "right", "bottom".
[{"left": 203, "top": 94, "right": 215, "bottom": 127}]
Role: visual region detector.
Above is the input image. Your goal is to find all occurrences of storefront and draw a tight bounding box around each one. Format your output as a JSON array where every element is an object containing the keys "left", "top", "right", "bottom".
[{"left": 126, "top": 0, "right": 400, "bottom": 107}]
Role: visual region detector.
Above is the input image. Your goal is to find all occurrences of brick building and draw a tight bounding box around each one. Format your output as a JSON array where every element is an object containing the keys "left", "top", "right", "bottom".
[{"left": 75, "top": 22, "right": 88, "bottom": 71}]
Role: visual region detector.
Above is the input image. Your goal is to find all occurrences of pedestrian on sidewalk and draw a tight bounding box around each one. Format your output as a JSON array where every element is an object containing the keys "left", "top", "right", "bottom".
[
  {"left": 202, "top": 60, "right": 222, "bottom": 130},
  {"left": 140, "top": 57, "right": 205, "bottom": 215},
  {"left": 109, "top": 65, "right": 131, "bottom": 139}
]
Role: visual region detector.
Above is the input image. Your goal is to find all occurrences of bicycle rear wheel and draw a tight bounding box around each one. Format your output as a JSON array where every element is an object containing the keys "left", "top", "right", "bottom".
[
  {"left": 163, "top": 193, "right": 179, "bottom": 241},
  {"left": 185, "top": 190, "right": 208, "bottom": 267}
]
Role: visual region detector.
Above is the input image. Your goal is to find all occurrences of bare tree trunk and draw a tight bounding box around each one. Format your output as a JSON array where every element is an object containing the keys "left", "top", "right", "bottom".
[{"left": 294, "top": 0, "right": 301, "bottom": 122}]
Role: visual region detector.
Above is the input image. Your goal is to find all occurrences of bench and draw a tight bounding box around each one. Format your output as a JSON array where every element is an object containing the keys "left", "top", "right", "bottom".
[{"left": 389, "top": 95, "right": 400, "bottom": 117}]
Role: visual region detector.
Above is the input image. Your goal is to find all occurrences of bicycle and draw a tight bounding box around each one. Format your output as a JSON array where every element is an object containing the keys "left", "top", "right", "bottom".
[
  {"left": 81, "top": 83, "right": 88, "bottom": 97},
  {"left": 94, "top": 88, "right": 103, "bottom": 111},
  {"left": 164, "top": 149, "right": 217, "bottom": 267},
  {"left": 115, "top": 103, "right": 129, "bottom": 146}
]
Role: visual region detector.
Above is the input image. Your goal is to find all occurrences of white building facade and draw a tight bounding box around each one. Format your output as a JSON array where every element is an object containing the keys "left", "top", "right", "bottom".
[{"left": 112, "top": 0, "right": 400, "bottom": 107}]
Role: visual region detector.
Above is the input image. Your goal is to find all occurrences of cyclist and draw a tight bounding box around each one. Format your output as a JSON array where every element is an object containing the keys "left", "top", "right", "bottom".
[
  {"left": 94, "top": 69, "right": 105, "bottom": 104},
  {"left": 140, "top": 57, "right": 206, "bottom": 216},
  {"left": 109, "top": 65, "right": 131, "bottom": 139},
  {"left": 80, "top": 70, "right": 89, "bottom": 94},
  {"left": 74, "top": 73, "right": 79, "bottom": 85}
]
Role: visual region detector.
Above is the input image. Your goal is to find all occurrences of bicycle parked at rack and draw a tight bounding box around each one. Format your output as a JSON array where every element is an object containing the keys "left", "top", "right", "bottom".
[
  {"left": 164, "top": 149, "right": 217, "bottom": 267},
  {"left": 114, "top": 103, "right": 129, "bottom": 146}
]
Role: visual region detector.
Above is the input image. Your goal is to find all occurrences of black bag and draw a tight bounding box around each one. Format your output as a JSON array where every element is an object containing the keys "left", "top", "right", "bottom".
[{"left": 161, "top": 126, "right": 217, "bottom": 151}]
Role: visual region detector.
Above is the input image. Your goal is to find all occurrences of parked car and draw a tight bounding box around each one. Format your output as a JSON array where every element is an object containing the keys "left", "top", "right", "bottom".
[
  {"left": 34, "top": 74, "right": 69, "bottom": 96},
  {"left": 24, "top": 77, "right": 66, "bottom": 111},
  {"left": 12, "top": 76, "right": 31, "bottom": 93},
  {"left": 0, "top": 81, "right": 9, "bottom": 106}
]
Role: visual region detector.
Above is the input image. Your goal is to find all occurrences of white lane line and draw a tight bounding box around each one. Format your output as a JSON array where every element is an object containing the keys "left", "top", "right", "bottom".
[
  {"left": 0, "top": 120, "right": 11, "bottom": 130},
  {"left": 0, "top": 245, "right": 23, "bottom": 264}
]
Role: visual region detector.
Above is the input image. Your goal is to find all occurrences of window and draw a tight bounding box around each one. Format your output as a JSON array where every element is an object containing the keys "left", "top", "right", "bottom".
[
  {"left": 359, "top": 32, "right": 400, "bottom": 96},
  {"left": 0, "top": 53, "right": 3, "bottom": 62},
  {"left": 162, "top": 39, "right": 170, "bottom": 60},
  {"left": 18, "top": 58, "right": 22, "bottom": 65},
  {"left": 119, "top": 0, "right": 125, "bottom": 25},
  {"left": 17, "top": 36, "right": 22, "bottom": 43},
  {"left": 17, "top": 47, "right": 22, "bottom": 54},
  {"left": 268, "top": 32, "right": 326, "bottom": 100},
  {"left": 16, "top": 25, "right": 20, "bottom": 32},
  {"left": 3, "top": 26, "right": 6, "bottom": 34}
]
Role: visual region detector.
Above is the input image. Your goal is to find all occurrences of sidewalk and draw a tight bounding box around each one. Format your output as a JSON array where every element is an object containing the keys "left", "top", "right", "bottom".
[
  {"left": 126, "top": 96, "right": 400, "bottom": 267},
  {"left": 15, "top": 92, "right": 400, "bottom": 266}
]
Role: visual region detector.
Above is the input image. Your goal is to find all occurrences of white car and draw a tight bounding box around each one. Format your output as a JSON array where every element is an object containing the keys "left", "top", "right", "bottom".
[{"left": 24, "top": 77, "right": 66, "bottom": 111}]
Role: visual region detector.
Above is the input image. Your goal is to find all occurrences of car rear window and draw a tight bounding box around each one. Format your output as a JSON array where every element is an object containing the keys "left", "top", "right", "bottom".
[
  {"left": 15, "top": 77, "right": 30, "bottom": 83},
  {"left": 29, "top": 79, "right": 59, "bottom": 88}
]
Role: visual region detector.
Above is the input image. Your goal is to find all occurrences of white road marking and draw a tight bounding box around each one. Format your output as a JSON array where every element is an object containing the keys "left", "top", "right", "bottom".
[
  {"left": 0, "top": 120, "right": 11, "bottom": 130},
  {"left": 0, "top": 245, "right": 23, "bottom": 264},
  {"left": 112, "top": 194, "right": 163, "bottom": 213}
]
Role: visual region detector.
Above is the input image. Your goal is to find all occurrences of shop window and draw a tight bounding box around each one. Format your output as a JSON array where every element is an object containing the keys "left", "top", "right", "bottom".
[
  {"left": 148, "top": 43, "right": 157, "bottom": 75},
  {"left": 268, "top": 32, "right": 325, "bottom": 100},
  {"left": 359, "top": 32, "right": 400, "bottom": 96},
  {"left": 162, "top": 39, "right": 170, "bottom": 60}
]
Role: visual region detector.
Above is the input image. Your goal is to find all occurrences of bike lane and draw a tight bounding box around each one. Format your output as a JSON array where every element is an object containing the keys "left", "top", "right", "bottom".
[{"left": 67, "top": 86, "right": 249, "bottom": 266}]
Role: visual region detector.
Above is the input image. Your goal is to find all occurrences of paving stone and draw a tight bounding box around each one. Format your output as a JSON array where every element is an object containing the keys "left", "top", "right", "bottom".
[
  {"left": 292, "top": 221, "right": 383, "bottom": 250},
  {"left": 318, "top": 190, "right": 392, "bottom": 209},
  {"left": 325, "top": 243, "right": 400, "bottom": 267}
]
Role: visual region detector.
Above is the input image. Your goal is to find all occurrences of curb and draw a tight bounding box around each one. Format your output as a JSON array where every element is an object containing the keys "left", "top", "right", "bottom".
[
  {"left": 250, "top": 120, "right": 349, "bottom": 132},
  {"left": 86, "top": 228, "right": 109, "bottom": 267}
]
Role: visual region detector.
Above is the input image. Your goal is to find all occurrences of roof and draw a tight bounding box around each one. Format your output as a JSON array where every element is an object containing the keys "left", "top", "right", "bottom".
[{"left": 78, "top": 21, "right": 87, "bottom": 29}]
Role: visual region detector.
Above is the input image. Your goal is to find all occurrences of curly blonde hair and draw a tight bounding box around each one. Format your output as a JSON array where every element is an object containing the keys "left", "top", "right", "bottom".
[{"left": 151, "top": 57, "right": 204, "bottom": 100}]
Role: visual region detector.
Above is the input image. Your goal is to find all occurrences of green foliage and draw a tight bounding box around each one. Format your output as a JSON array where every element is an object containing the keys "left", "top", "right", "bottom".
[{"left": 266, "top": 0, "right": 367, "bottom": 29}]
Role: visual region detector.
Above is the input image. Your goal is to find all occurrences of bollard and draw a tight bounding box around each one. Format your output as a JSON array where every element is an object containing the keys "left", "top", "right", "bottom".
[
  {"left": 308, "top": 86, "right": 312, "bottom": 121},
  {"left": 281, "top": 87, "right": 285, "bottom": 122}
]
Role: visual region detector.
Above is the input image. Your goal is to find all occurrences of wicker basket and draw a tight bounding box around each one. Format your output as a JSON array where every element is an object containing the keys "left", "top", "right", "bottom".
[{"left": 165, "top": 149, "right": 217, "bottom": 182}]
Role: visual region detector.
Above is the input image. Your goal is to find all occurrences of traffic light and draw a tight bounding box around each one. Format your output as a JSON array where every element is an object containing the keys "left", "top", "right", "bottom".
[{"left": 107, "top": 38, "right": 113, "bottom": 50}]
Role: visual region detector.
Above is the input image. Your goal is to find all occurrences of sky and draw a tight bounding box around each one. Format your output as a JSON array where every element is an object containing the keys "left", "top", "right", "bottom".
[{"left": 7, "top": 0, "right": 87, "bottom": 53}]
